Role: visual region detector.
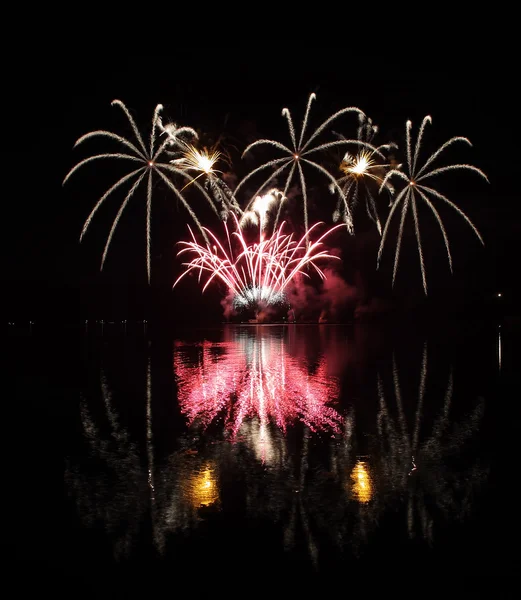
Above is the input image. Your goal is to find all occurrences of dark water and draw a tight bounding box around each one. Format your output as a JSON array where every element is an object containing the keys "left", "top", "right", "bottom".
[{"left": 8, "top": 320, "right": 521, "bottom": 594}]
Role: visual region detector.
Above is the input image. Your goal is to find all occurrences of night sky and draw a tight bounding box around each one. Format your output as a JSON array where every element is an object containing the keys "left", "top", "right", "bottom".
[{"left": 5, "top": 52, "right": 519, "bottom": 324}]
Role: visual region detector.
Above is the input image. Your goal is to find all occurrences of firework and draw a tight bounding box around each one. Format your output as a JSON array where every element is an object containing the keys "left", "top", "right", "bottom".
[
  {"left": 173, "top": 213, "right": 342, "bottom": 313},
  {"left": 377, "top": 116, "right": 488, "bottom": 294},
  {"left": 170, "top": 141, "right": 242, "bottom": 219},
  {"left": 331, "top": 115, "right": 398, "bottom": 235},
  {"left": 172, "top": 143, "right": 222, "bottom": 179},
  {"left": 239, "top": 188, "right": 285, "bottom": 235},
  {"left": 63, "top": 100, "right": 222, "bottom": 283},
  {"left": 232, "top": 93, "right": 368, "bottom": 237}
]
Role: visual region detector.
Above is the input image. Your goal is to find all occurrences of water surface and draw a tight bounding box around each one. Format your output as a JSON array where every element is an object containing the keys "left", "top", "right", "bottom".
[{"left": 9, "top": 321, "right": 521, "bottom": 592}]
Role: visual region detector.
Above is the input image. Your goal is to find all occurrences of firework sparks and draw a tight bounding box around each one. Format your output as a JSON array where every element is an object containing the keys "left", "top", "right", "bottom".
[
  {"left": 169, "top": 141, "right": 242, "bottom": 218},
  {"left": 331, "top": 115, "right": 398, "bottom": 234},
  {"left": 173, "top": 213, "right": 342, "bottom": 313},
  {"left": 173, "top": 143, "right": 222, "bottom": 177},
  {"left": 66, "top": 95, "right": 489, "bottom": 301},
  {"left": 233, "top": 93, "right": 367, "bottom": 237},
  {"left": 377, "top": 116, "right": 489, "bottom": 294},
  {"left": 63, "top": 100, "right": 222, "bottom": 283},
  {"left": 239, "top": 188, "right": 285, "bottom": 236}
]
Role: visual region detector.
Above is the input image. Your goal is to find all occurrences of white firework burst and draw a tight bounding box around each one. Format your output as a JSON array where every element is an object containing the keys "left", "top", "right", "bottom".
[
  {"left": 63, "top": 100, "right": 221, "bottom": 283},
  {"left": 378, "top": 115, "right": 488, "bottom": 294},
  {"left": 233, "top": 93, "right": 368, "bottom": 238}
]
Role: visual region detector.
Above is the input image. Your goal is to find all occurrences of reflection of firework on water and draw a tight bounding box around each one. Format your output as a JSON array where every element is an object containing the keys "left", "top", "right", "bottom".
[
  {"left": 154, "top": 448, "right": 222, "bottom": 554},
  {"left": 173, "top": 213, "right": 342, "bottom": 313},
  {"left": 316, "top": 343, "right": 488, "bottom": 554},
  {"left": 378, "top": 116, "right": 488, "bottom": 294},
  {"left": 66, "top": 360, "right": 224, "bottom": 557},
  {"left": 370, "top": 343, "right": 487, "bottom": 543},
  {"left": 173, "top": 332, "right": 343, "bottom": 452},
  {"left": 331, "top": 115, "right": 398, "bottom": 235},
  {"left": 69, "top": 328, "right": 490, "bottom": 567},
  {"left": 63, "top": 100, "right": 222, "bottom": 283},
  {"left": 233, "top": 93, "right": 367, "bottom": 236},
  {"left": 69, "top": 328, "right": 347, "bottom": 565},
  {"left": 376, "top": 350, "right": 486, "bottom": 542},
  {"left": 349, "top": 459, "right": 373, "bottom": 503},
  {"left": 283, "top": 430, "right": 320, "bottom": 568},
  {"left": 174, "top": 327, "right": 343, "bottom": 568},
  {"left": 65, "top": 371, "right": 146, "bottom": 560}
]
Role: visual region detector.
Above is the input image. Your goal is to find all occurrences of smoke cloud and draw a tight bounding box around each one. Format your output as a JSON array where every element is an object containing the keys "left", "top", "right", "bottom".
[
  {"left": 218, "top": 246, "right": 391, "bottom": 322},
  {"left": 285, "top": 268, "right": 359, "bottom": 322}
]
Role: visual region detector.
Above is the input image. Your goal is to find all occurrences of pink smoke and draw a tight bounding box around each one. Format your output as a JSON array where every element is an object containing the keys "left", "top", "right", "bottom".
[
  {"left": 220, "top": 289, "right": 236, "bottom": 321},
  {"left": 285, "top": 267, "right": 359, "bottom": 322}
]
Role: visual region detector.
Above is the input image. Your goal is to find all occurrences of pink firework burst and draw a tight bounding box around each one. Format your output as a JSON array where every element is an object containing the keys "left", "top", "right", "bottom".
[{"left": 173, "top": 213, "right": 343, "bottom": 312}]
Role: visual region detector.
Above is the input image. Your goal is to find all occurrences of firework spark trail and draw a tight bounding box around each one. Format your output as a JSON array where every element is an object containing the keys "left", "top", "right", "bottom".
[
  {"left": 331, "top": 115, "right": 398, "bottom": 234},
  {"left": 63, "top": 100, "right": 221, "bottom": 283},
  {"left": 173, "top": 213, "right": 342, "bottom": 311},
  {"left": 233, "top": 93, "right": 368, "bottom": 237},
  {"left": 100, "top": 171, "right": 146, "bottom": 271},
  {"left": 378, "top": 116, "right": 488, "bottom": 294}
]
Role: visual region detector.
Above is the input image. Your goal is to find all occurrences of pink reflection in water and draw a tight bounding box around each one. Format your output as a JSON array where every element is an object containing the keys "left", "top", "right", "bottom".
[{"left": 174, "top": 328, "right": 343, "bottom": 442}]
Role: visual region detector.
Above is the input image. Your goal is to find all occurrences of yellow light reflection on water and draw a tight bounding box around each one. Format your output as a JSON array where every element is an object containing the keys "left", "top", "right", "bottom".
[
  {"left": 350, "top": 460, "right": 373, "bottom": 503},
  {"left": 188, "top": 466, "right": 219, "bottom": 507}
]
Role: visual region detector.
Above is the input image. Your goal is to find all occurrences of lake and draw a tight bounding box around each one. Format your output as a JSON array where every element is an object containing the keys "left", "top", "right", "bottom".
[{"left": 8, "top": 319, "right": 521, "bottom": 594}]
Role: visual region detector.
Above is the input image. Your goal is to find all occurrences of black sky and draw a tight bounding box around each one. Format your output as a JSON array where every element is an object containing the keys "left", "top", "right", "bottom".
[{"left": 5, "top": 51, "right": 519, "bottom": 323}]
